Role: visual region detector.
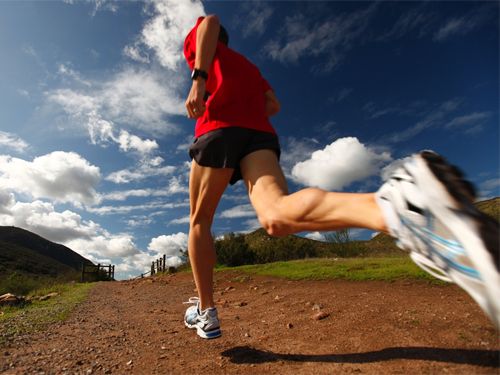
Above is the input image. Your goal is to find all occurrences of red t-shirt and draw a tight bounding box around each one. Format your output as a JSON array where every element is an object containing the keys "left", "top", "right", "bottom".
[{"left": 184, "top": 17, "right": 276, "bottom": 138}]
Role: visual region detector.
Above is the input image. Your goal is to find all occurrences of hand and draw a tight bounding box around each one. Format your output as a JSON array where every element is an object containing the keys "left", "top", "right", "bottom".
[{"left": 185, "top": 79, "right": 206, "bottom": 119}]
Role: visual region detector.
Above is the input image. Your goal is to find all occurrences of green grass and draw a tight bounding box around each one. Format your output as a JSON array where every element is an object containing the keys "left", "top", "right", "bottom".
[
  {"left": 216, "top": 257, "right": 441, "bottom": 282},
  {"left": 0, "top": 282, "right": 94, "bottom": 346}
]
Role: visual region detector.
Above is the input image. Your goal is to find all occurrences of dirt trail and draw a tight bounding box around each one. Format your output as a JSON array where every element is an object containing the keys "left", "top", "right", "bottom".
[{"left": 1, "top": 271, "right": 498, "bottom": 374}]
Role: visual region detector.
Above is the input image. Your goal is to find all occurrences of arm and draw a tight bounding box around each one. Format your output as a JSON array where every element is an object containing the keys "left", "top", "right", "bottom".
[
  {"left": 265, "top": 90, "right": 281, "bottom": 117},
  {"left": 185, "top": 15, "right": 220, "bottom": 119}
]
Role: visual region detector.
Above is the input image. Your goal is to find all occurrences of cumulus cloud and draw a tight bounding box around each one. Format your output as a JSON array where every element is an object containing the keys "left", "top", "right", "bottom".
[
  {"left": 291, "top": 137, "right": 392, "bottom": 190},
  {"left": 0, "top": 195, "right": 140, "bottom": 261},
  {"left": 304, "top": 231, "right": 325, "bottom": 241},
  {"left": 0, "top": 151, "right": 101, "bottom": 206},
  {"left": 124, "top": 0, "right": 204, "bottom": 70},
  {"left": 0, "top": 131, "right": 29, "bottom": 153},
  {"left": 148, "top": 232, "right": 188, "bottom": 257},
  {"left": 280, "top": 136, "right": 321, "bottom": 179},
  {"left": 48, "top": 66, "right": 185, "bottom": 137}
]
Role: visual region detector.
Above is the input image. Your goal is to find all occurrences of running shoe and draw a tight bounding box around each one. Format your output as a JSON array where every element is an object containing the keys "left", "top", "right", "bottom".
[
  {"left": 183, "top": 297, "right": 222, "bottom": 339},
  {"left": 376, "top": 150, "right": 499, "bottom": 328}
]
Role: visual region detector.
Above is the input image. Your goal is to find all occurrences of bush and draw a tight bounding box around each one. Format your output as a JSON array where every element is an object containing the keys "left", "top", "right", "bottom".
[
  {"left": 0, "top": 272, "right": 42, "bottom": 296},
  {"left": 215, "top": 233, "right": 254, "bottom": 266}
]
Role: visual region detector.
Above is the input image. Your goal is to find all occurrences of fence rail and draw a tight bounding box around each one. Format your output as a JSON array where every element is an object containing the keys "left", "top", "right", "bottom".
[
  {"left": 81, "top": 263, "right": 115, "bottom": 282},
  {"left": 131, "top": 254, "right": 177, "bottom": 279}
]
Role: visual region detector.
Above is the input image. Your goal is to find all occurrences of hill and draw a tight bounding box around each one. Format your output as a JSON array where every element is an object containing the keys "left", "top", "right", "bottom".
[
  {"left": 0, "top": 226, "right": 93, "bottom": 279},
  {"left": 215, "top": 197, "right": 499, "bottom": 266}
]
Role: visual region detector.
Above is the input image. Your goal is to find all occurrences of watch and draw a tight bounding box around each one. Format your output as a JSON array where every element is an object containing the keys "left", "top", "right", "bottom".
[{"left": 191, "top": 68, "right": 208, "bottom": 81}]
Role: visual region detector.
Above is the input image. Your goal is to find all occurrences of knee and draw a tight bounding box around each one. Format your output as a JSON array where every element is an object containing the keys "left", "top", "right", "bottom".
[{"left": 190, "top": 209, "right": 214, "bottom": 229}]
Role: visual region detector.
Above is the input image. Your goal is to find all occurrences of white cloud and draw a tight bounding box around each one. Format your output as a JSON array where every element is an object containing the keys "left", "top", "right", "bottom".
[
  {"left": 378, "top": 6, "right": 435, "bottom": 41},
  {"left": 291, "top": 137, "right": 392, "bottom": 190},
  {"left": 433, "top": 8, "right": 489, "bottom": 42},
  {"left": 387, "top": 99, "right": 461, "bottom": 143},
  {"left": 166, "top": 176, "right": 189, "bottom": 195},
  {"left": 235, "top": 1, "right": 274, "bottom": 38},
  {"left": 0, "top": 151, "right": 101, "bottom": 206},
  {"left": 219, "top": 204, "right": 256, "bottom": 219},
  {"left": 304, "top": 231, "right": 325, "bottom": 241},
  {"left": 445, "top": 112, "right": 491, "bottom": 132},
  {"left": 479, "top": 178, "right": 500, "bottom": 199},
  {"left": 87, "top": 113, "right": 159, "bottom": 156},
  {"left": 105, "top": 160, "right": 176, "bottom": 184},
  {"left": 0, "top": 191, "right": 15, "bottom": 214},
  {"left": 48, "top": 66, "right": 186, "bottom": 138},
  {"left": 265, "top": 4, "right": 377, "bottom": 71},
  {"left": 0, "top": 132, "right": 29, "bottom": 153},
  {"left": 0, "top": 195, "right": 140, "bottom": 260},
  {"left": 148, "top": 232, "right": 188, "bottom": 257},
  {"left": 123, "top": 45, "right": 150, "bottom": 64},
  {"left": 280, "top": 136, "right": 320, "bottom": 179},
  {"left": 87, "top": 200, "right": 189, "bottom": 215},
  {"left": 58, "top": 63, "right": 91, "bottom": 87},
  {"left": 169, "top": 215, "right": 190, "bottom": 225},
  {"left": 126, "top": 0, "right": 205, "bottom": 70}
]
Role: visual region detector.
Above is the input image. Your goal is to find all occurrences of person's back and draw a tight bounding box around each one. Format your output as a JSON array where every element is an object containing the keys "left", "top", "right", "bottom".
[{"left": 184, "top": 16, "right": 275, "bottom": 137}]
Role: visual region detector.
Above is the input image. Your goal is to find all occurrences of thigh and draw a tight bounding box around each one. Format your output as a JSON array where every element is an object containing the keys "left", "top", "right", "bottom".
[
  {"left": 240, "top": 149, "right": 288, "bottom": 213},
  {"left": 189, "top": 160, "right": 234, "bottom": 224}
]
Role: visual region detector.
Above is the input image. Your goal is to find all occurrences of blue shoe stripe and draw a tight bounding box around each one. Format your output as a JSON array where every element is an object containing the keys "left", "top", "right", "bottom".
[
  {"left": 202, "top": 328, "right": 221, "bottom": 338},
  {"left": 401, "top": 217, "right": 480, "bottom": 279}
]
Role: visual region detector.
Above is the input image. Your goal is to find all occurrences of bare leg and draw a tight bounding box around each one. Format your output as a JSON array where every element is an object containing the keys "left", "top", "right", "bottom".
[
  {"left": 240, "top": 150, "right": 387, "bottom": 237},
  {"left": 188, "top": 160, "right": 233, "bottom": 310}
]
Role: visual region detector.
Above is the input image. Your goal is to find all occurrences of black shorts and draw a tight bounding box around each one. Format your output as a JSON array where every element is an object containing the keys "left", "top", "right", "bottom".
[{"left": 188, "top": 127, "right": 281, "bottom": 185}]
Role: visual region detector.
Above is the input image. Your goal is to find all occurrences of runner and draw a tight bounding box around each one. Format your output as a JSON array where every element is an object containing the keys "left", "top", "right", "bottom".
[{"left": 182, "top": 15, "right": 499, "bottom": 339}]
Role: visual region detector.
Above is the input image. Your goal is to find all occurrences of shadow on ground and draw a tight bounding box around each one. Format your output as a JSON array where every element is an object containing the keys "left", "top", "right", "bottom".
[{"left": 221, "top": 346, "right": 500, "bottom": 368}]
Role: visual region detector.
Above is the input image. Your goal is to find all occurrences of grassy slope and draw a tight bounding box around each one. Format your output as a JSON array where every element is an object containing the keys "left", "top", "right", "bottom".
[{"left": 217, "top": 257, "right": 437, "bottom": 282}]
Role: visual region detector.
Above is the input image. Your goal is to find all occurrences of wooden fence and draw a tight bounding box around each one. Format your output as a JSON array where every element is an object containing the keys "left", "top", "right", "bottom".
[
  {"left": 132, "top": 255, "right": 177, "bottom": 279},
  {"left": 81, "top": 263, "right": 115, "bottom": 282},
  {"left": 150, "top": 254, "right": 177, "bottom": 275}
]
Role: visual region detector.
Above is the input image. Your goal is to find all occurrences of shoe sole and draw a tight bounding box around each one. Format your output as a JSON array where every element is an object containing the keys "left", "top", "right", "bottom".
[
  {"left": 185, "top": 321, "right": 222, "bottom": 339},
  {"left": 408, "top": 151, "right": 499, "bottom": 328}
]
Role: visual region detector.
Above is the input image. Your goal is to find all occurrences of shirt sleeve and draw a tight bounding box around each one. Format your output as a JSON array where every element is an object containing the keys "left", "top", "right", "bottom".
[{"left": 183, "top": 16, "right": 205, "bottom": 69}]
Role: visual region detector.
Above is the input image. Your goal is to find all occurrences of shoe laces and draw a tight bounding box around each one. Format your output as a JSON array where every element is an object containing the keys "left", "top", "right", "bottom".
[{"left": 183, "top": 296, "right": 200, "bottom": 305}]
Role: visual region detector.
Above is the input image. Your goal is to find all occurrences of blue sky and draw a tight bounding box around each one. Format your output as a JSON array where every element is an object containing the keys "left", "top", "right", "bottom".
[{"left": 0, "top": 1, "right": 498, "bottom": 279}]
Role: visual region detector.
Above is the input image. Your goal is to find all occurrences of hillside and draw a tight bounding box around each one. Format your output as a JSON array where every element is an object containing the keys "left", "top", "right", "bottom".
[
  {"left": 0, "top": 226, "right": 93, "bottom": 279},
  {"left": 218, "top": 197, "right": 499, "bottom": 266}
]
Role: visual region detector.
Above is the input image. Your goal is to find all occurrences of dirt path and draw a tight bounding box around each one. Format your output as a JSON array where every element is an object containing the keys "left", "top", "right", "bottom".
[{"left": 1, "top": 271, "right": 498, "bottom": 374}]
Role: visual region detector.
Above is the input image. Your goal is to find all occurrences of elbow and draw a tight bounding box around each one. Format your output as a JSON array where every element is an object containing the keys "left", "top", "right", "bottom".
[
  {"left": 204, "top": 14, "right": 220, "bottom": 27},
  {"left": 268, "top": 101, "right": 281, "bottom": 117}
]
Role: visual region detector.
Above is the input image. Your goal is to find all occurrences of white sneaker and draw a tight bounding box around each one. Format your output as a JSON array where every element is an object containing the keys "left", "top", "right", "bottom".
[
  {"left": 183, "top": 297, "right": 222, "bottom": 339},
  {"left": 376, "top": 151, "right": 500, "bottom": 328}
]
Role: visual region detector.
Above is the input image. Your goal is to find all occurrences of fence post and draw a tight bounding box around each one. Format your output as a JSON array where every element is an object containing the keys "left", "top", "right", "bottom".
[
  {"left": 111, "top": 265, "right": 115, "bottom": 280},
  {"left": 81, "top": 263, "right": 85, "bottom": 282},
  {"left": 163, "top": 254, "right": 166, "bottom": 272},
  {"left": 151, "top": 261, "right": 155, "bottom": 275}
]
